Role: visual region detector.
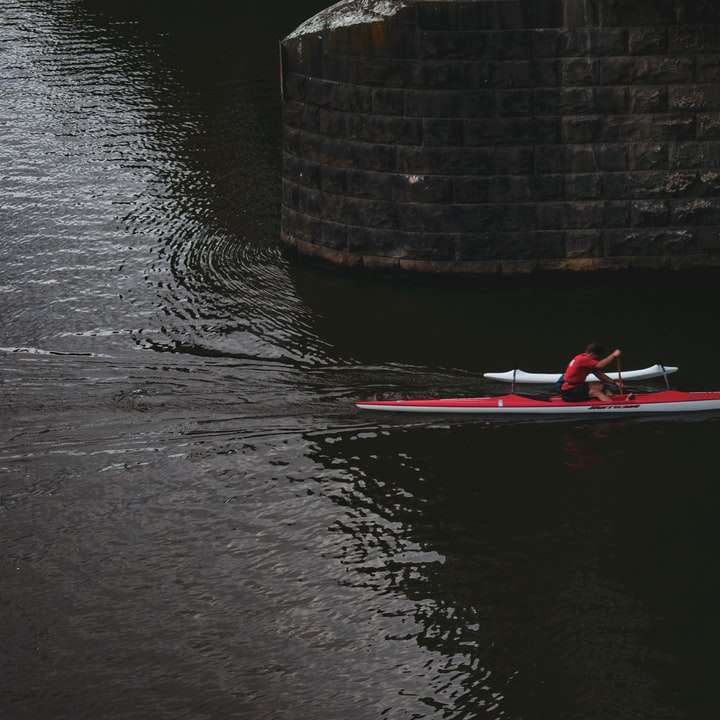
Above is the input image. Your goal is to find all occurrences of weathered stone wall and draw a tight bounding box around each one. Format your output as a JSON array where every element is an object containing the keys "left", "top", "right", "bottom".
[{"left": 281, "top": 0, "right": 720, "bottom": 274}]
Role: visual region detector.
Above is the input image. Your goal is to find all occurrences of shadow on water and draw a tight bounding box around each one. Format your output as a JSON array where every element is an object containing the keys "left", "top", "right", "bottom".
[
  {"left": 290, "top": 260, "right": 720, "bottom": 388},
  {"left": 304, "top": 416, "right": 720, "bottom": 719}
]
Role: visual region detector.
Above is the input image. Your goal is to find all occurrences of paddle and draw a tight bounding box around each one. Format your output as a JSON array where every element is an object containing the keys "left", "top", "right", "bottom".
[{"left": 616, "top": 356, "right": 625, "bottom": 395}]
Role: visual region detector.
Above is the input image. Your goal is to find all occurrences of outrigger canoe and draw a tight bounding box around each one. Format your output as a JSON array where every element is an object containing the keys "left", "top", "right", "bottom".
[
  {"left": 484, "top": 364, "right": 678, "bottom": 385},
  {"left": 356, "top": 391, "right": 720, "bottom": 415}
]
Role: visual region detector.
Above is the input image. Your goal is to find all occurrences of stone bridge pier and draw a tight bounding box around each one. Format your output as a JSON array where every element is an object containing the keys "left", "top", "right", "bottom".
[{"left": 281, "top": 0, "right": 720, "bottom": 274}]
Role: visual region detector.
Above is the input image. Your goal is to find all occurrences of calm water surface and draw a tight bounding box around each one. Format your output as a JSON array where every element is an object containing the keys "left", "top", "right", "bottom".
[{"left": 2, "top": 2, "right": 720, "bottom": 719}]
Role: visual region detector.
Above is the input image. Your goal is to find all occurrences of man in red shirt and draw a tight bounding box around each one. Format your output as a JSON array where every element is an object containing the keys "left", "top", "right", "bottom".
[{"left": 561, "top": 343, "right": 623, "bottom": 403}]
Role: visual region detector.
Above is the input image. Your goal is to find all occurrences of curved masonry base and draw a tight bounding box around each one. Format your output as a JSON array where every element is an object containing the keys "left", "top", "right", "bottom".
[
  {"left": 282, "top": 0, "right": 720, "bottom": 275},
  {"left": 283, "top": 232, "right": 720, "bottom": 276}
]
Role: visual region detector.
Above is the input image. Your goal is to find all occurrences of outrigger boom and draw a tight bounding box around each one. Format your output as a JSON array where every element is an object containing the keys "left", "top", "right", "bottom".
[{"left": 483, "top": 364, "right": 678, "bottom": 385}]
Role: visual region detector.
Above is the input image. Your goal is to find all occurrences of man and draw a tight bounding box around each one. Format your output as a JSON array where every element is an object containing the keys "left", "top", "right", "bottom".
[{"left": 560, "top": 343, "right": 627, "bottom": 403}]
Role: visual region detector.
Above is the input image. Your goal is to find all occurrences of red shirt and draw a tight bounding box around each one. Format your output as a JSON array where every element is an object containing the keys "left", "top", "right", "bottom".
[{"left": 562, "top": 353, "right": 599, "bottom": 390}]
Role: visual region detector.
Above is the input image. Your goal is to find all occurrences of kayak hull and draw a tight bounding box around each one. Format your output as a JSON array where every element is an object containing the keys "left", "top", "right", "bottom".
[
  {"left": 356, "top": 391, "right": 720, "bottom": 415},
  {"left": 483, "top": 364, "right": 678, "bottom": 385}
]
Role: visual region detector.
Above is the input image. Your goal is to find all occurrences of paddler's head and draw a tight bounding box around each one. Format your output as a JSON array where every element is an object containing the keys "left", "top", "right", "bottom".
[{"left": 586, "top": 342, "right": 606, "bottom": 359}]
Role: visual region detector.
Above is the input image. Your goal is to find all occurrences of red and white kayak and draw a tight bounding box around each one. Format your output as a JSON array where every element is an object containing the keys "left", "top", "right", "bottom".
[{"left": 356, "top": 391, "right": 720, "bottom": 415}]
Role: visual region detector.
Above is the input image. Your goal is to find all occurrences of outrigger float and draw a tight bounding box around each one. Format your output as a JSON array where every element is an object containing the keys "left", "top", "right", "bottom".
[{"left": 356, "top": 365, "right": 720, "bottom": 416}]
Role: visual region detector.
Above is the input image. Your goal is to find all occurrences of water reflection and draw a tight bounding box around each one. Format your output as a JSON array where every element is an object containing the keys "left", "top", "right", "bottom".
[
  {"left": 3, "top": 2, "right": 720, "bottom": 719},
  {"left": 304, "top": 419, "right": 720, "bottom": 719}
]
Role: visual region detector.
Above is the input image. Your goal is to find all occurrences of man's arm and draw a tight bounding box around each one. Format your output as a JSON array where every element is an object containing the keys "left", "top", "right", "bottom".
[
  {"left": 595, "top": 349, "right": 621, "bottom": 370},
  {"left": 592, "top": 369, "right": 620, "bottom": 387}
]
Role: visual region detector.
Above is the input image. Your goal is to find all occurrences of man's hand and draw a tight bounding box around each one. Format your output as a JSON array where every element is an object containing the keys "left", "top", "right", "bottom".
[{"left": 612, "top": 349, "right": 621, "bottom": 358}]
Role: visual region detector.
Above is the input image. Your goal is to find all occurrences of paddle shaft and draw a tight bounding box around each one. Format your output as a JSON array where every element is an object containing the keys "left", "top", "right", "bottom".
[{"left": 616, "top": 356, "right": 625, "bottom": 395}]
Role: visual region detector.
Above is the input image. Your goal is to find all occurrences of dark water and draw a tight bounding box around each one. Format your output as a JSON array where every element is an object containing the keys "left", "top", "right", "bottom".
[{"left": 2, "top": 2, "right": 720, "bottom": 718}]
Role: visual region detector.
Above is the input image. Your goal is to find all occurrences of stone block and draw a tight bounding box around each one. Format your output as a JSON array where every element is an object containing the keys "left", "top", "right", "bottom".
[
  {"left": 606, "top": 229, "right": 695, "bottom": 256},
  {"left": 393, "top": 174, "right": 453, "bottom": 204},
  {"left": 283, "top": 100, "right": 305, "bottom": 129},
  {"left": 535, "top": 144, "right": 597, "bottom": 173},
  {"left": 671, "top": 198, "right": 720, "bottom": 225},
  {"left": 497, "top": 90, "right": 533, "bottom": 116},
  {"left": 565, "top": 174, "right": 602, "bottom": 199},
  {"left": 419, "top": 31, "right": 532, "bottom": 61},
  {"left": 562, "top": 116, "right": 604, "bottom": 144},
  {"left": 565, "top": 230, "right": 603, "bottom": 258},
  {"left": 322, "top": 54, "right": 355, "bottom": 85},
  {"left": 535, "top": 87, "right": 595, "bottom": 115},
  {"left": 417, "top": 3, "right": 456, "bottom": 31},
  {"left": 284, "top": 74, "right": 306, "bottom": 102},
  {"left": 320, "top": 221, "right": 349, "bottom": 250},
  {"left": 489, "top": 176, "right": 534, "bottom": 202},
  {"left": 528, "top": 0, "right": 564, "bottom": 29},
  {"left": 352, "top": 58, "right": 418, "bottom": 88},
  {"left": 496, "top": 1, "right": 527, "bottom": 30},
  {"left": 534, "top": 29, "right": 627, "bottom": 57},
  {"left": 699, "top": 114, "right": 720, "bottom": 140},
  {"left": 495, "top": 31, "right": 536, "bottom": 60},
  {"left": 669, "top": 26, "right": 720, "bottom": 54},
  {"left": 297, "top": 186, "right": 323, "bottom": 217},
  {"left": 536, "top": 201, "right": 604, "bottom": 230},
  {"left": 586, "top": 0, "right": 679, "bottom": 28},
  {"left": 605, "top": 201, "right": 630, "bottom": 227},
  {"left": 372, "top": 88, "right": 405, "bottom": 115},
  {"left": 304, "top": 79, "right": 337, "bottom": 109},
  {"left": 345, "top": 169, "right": 395, "bottom": 200},
  {"left": 295, "top": 159, "right": 322, "bottom": 189},
  {"left": 670, "top": 143, "right": 720, "bottom": 170},
  {"left": 423, "top": 118, "right": 464, "bottom": 146},
  {"left": 562, "top": 58, "right": 596, "bottom": 86},
  {"left": 594, "top": 87, "right": 629, "bottom": 114},
  {"left": 490, "top": 60, "right": 559, "bottom": 88},
  {"left": 697, "top": 56, "right": 720, "bottom": 83},
  {"left": 347, "top": 226, "right": 398, "bottom": 255},
  {"left": 465, "top": 118, "right": 560, "bottom": 146},
  {"left": 629, "top": 144, "right": 668, "bottom": 171},
  {"left": 669, "top": 86, "right": 720, "bottom": 112},
  {"left": 346, "top": 114, "right": 423, "bottom": 145},
  {"left": 453, "top": 177, "right": 491, "bottom": 203},
  {"left": 455, "top": 233, "right": 511, "bottom": 261},
  {"left": 458, "top": 91, "right": 497, "bottom": 117},
  {"left": 450, "top": 203, "right": 536, "bottom": 233},
  {"left": 418, "top": 61, "right": 489, "bottom": 90},
  {"left": 282, "top": 180, "right": 300, "bottom": 210},
  {"left": 455, "top": 1, "right": 499, "bottom": 31},
  {"left": 334, "top": 83, "right": 373, "bottom": 113},
  {"left": 628, "top": 87, "right": 668, "bottom": 114},
  {"left": 571, "top": 57, "right": 694, "bottom": 86},
  {"left": 564, "top": 115, "right": 697, "bottom": 144},
  {"left": 698, "top": 226, "right": 720, "bottom": 250},
  {"left": 405, "top": 90, "right": 457, "bottom": 117},
  {"left": 347, "top": 140, "right": 398, "bottom": 172},
  {"left": 398, "top": 146, "right": 494, "bottom": 175},
  {"left": 534, "top": 174, "right": 565, "bottom": 199},
  {"left": 629, "top": 27, "right": 668, "bottom": 55},
  {"left": 495, "top": 147, "right": 534, "bottom": 174},
  {"left": 283, "top": 207, "right": 322, "bottom": 244},
  {"left": 533, "top": 231, "right": 566, "bottom": 258},
  {"left": 305, "top": 106, "right": 346, "bottom": 138},
  {"left": 400, "top": 233, "right": 457, "bottom": 261},
  {"left": 320, "top": 165, "right": 347, "bottom": 194},
  {"left": 397, "top": 203, "right": 451, "bottom": 233},
  {"left": 699, "top": 170, "right": 720, "bottom": 196},
  {"left": 608, "top": 171, "right": 698, "bottom": 199},
  {"left": 631, "top": 200, "right": 670, "bottom": 227}
]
